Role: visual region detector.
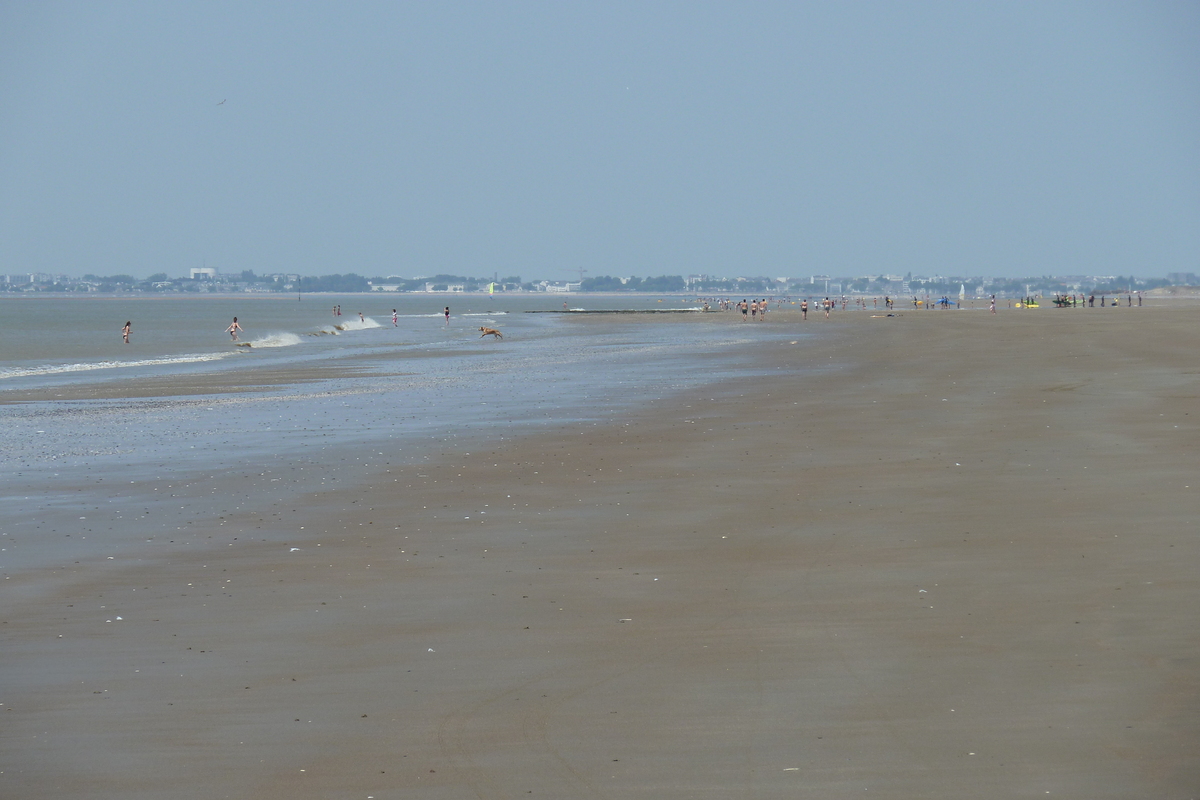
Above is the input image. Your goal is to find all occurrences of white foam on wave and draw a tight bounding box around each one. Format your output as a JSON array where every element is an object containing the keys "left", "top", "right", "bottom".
[
  {"left": 333, "top": 317, "right": 383, "bottom": 331},
  {"left": 0, "top": 352, "right": 231, "bottom": 380},
  {"left": 383, "top": 311, "right": 510, "bottom": 319},
  {"left": 247, "top": 332, "right": 303, "bottom": 348}
]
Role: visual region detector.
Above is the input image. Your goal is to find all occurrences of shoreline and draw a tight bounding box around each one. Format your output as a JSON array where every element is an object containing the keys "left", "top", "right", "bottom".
[{"left": 3, "top": 307, "right": 1198, "bottom": 797}]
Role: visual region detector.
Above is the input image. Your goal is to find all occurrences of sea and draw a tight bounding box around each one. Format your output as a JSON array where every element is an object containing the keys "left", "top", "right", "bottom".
[{"left": 0, "top": 293, "right": 803, "bottom": 577}]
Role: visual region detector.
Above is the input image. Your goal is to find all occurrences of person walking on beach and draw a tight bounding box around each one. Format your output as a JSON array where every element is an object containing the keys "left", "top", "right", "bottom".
[
  {"left": 122, "top": 321, "right": 131, "bottom": 344},
  {"left": 227, "top": 317, "right": 242, "bottom": 341},
  {"left": 990, "top": 295, "right": 996, "bottom": 314},
  {"left": 824, "top": 298, "right": 831, "bottom": 319},
  {"left": 392, "top": 309, "right": 398, "bottom": 326},
  {"left": 740, "top": 300, "right": 748, "bottom": 321},
  {"left": 801, "top": 299, "right": 808, "bottom": 320},
  {"left": 444, "top": 306, "right": 450, "bottom": 325}
]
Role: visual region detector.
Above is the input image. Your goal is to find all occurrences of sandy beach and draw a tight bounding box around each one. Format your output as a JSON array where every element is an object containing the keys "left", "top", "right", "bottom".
[{"left": 3, "top": 304, "right": 1198, "bottom": 798}]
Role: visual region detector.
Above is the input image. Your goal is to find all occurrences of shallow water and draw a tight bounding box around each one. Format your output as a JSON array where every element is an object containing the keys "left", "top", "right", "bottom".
[
  {"left": 0, "top": 294, "right": 708, "bottom": 379},
  {"left": 1, "top": 294, "right": 804, "bottom": 575}
]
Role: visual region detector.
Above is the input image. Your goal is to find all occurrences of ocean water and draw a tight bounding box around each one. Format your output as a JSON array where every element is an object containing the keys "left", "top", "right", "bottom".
[
  {"left": 1, "top": 293, "right": 704, "bottom": 379},
  {"left": 1, "top": 294, "right": 802, "bottom": 575}
]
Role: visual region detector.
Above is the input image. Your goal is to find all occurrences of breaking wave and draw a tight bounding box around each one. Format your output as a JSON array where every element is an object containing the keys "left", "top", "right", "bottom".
[
  {"left": 0, "top": 352, "right": 232, "bottom": 380},
  {"left": 246, "top": 332, "right": 303, "bottom": 348},
  {"left": 332, "top": 317, "right": 382, "bottom": 331}
]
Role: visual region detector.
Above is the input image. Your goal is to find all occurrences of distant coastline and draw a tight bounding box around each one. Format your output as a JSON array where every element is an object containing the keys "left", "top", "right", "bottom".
[
  {"left": 5, "top": 286, "right": 1200, "bottom": 300},
  {"left": 5, "top": 269, "right": 1197, "bottom": 298}
]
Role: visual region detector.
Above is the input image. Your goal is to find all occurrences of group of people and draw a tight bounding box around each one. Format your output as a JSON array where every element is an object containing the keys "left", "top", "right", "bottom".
[
  {"left": 340, "top": 303, "right": 451, "bottom": 326},
  {"left": 121, "top": 317, "right": 245, "bottom": 343},
  {"left": 121, "top": 305, "right": 463, "bottom": 345},
  {"left": 737, "top": 299, "right": 772, "bottom": 321},
  {"left": 701, "top": 295, "right": 900, "bottom": 322},
  {"left": 128, "top": 288, "right": 1146, "bottom": 347},
  {"left": 219, "top": 305, "right": 450, "bottom": 343},
  {"left": 1080, "top": 293, "right": 1142, "bottom": 307}
]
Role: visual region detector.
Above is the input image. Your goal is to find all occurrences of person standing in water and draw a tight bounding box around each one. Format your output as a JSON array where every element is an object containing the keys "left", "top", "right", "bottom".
[
  {"left": 122, "top": 321, "right": 131, "bottom": 344},
  {"left": 392, "top": 309, "right": 398, "bottom": 326},
  {"left": 444, "top": 306, "right": 450, "bottom": 325},
  {"left": 227, "top": 317, "right": 243, "bottom": 341}
]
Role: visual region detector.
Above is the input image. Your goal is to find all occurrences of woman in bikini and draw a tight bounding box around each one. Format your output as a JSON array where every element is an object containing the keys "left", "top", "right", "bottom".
[{"left": 227, "top": 317, "right": 243, "bottom": 341}]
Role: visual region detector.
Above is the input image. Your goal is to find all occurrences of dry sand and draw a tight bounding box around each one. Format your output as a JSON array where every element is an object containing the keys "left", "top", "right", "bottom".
[{"left": 4, "top": 305, "right": 1199, "bottom": 798}]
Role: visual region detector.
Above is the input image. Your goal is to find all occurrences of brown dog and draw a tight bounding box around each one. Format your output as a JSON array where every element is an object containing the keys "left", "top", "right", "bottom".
[{"left": 479, "top": 326, "right": 503, "bottom": 339}]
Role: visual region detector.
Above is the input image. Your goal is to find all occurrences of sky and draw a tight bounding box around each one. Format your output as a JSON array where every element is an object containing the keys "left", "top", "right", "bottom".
[{"left": 1, "top": 1, "right": 1197, "bottom": 282}]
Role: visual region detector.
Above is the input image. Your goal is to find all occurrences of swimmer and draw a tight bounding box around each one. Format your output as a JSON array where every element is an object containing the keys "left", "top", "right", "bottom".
[{"left": 227, "top": 317, "right": 243, "bottom": 341}]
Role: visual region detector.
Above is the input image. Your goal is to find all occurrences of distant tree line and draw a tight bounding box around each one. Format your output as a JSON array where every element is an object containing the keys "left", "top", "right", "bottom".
[
  {"left": 4, "top": 270, "right": 1184, "bottom": 295},
  {"left": 580, "top": 275, "right": 687, "bottom": 292},
  {"left": 299, "top": 273, "right": 371, "bottom": 293}
]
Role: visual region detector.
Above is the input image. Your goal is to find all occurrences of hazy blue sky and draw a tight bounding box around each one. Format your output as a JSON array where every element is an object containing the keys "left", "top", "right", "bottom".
[{"left": 2, "top": 1, "right": 1197, "bottom": 281}]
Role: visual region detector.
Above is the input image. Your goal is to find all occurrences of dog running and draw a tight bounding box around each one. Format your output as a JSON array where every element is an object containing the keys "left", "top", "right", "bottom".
[{"left": 478, "top": 326, "right": 503, "bottom": 339}]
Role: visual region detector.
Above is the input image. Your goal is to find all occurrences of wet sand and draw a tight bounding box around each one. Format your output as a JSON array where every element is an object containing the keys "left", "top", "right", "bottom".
[
  {"left": 4, "top": 305, "right": 1199, "bottom": 798},
  {"left": 0, "top": 364, "right": 402, "bottom": 404}
]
